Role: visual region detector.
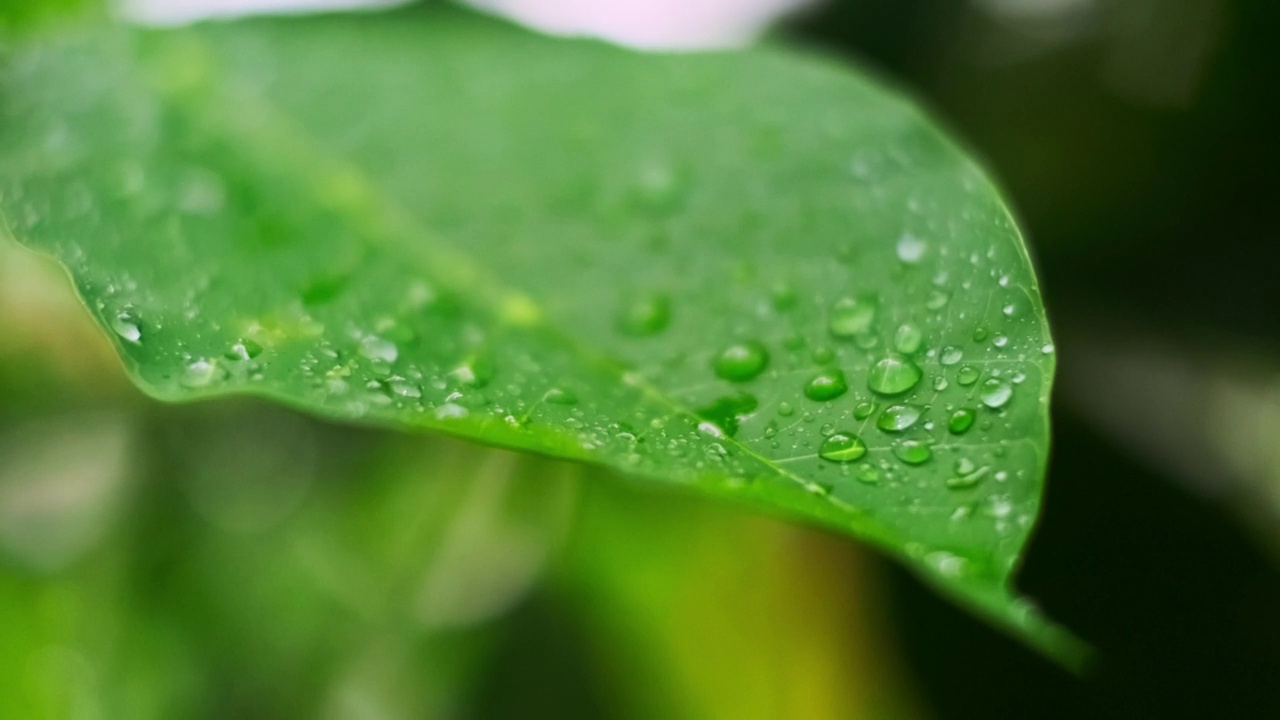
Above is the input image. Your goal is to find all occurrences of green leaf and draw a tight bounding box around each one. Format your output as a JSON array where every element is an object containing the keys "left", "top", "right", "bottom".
[{"left": 0, "top": 4, "right": 1082, "bottom": 664}]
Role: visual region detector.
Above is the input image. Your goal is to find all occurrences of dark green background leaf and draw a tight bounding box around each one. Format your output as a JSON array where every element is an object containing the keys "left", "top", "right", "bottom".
[{"left": 0, "top": 4, "right": 1079, "bottom": 662}]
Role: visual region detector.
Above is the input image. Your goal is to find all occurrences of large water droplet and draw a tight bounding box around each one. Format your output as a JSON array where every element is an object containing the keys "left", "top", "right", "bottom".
[
  {"left": 828, "top": 295, "right": 878, "bottom": 339},
  {"left": 956, "top": 366, "right": 980, "bottom": 386},
  {"left": 804, "top": 369, "right": 848, "bottom": 401},
  {"left": 980, "top": 378, "right": 1013, "bottom": 409},
  {"left": 819, "top": 432, "right": 867, "bottom": 463},
  {"left": 877, "top": 404, "right": 922, "bottom": 432},
  {"left": 893, "top": 440, "right": 932, "bottom": 465},
  {"left": 940, "top": 346, "right": 963, "bottom": 366},
  {"left": 868, "top": 354, "right": 923, "bottom": 396},
  {"left": 617, "top": 294, "right": 671, "bottom": 337},
  {"left": 713, "top": 341, "right": 769, "bottom": 382}
]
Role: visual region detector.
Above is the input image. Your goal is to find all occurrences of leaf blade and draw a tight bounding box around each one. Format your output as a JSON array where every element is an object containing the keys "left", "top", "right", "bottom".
[{"left": 0, "top": 5, "right": 1083, "bottom": 664}]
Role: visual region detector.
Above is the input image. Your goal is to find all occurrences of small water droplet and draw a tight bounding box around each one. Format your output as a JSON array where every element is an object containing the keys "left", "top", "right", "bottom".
[
  {"left": 956, "top": 366, "right": 980, "bottom": 386},
  {"left": 713, "top": 340, "right": 770, "bottom": 382},
  {"left": 926, "top": 290, "right": 950, "bottom": 310},
  {"left": 940, "top": 346, "right": 963, "bottom": 366},
  {"left": 947, "top": 460, "right": 989, "bottom": 489},
  {"left": 805, "top": 369, "right": 848, "bottom": 401},
  {"left": 853, "top": 401, "right": 877, "bottom": 420},
  {"left": 894, "top": 323, "right": 924, "bottom": 354},
  {"left": 1002, "top": 304, "right": 1017, "bottom": 318},
  {"left": 932, "top": 377, "right": 949, "bottom": 391},
  {"left": 980, "top": 378, "right": 1013, "bottom": 409},
  {"left": 434, "top": 403, "right": 469, "bottom": 420},
  {"left": 181, "top": 358, "right": 221, "bottom": 389},
  {"left": 389, "top": 379, "right": 422, "bottom": 398},
  {"left": 770, "top": 283, "right": 797, "bottom": 311},
  {"left": 111, "top": 311, "right": 142, "bottom": 343},
  {"left": 819, "top": 432, "right": 867, "bottom": 463},
  {"left": 856, "top": 464, "right": 881, "bottom": 484},
  {"left": 812, "top": 346, "right": 835, "bottom": 364},
  {"left": 359, "top": 336, "right": 398, "bottom": 364},
  {"left": 868, "top": 355, "right": 923, "bottom": 396},
  {"left": 877, "top": 404, "right": 922, "bottom": 432},
  {"left": 993, "top": 334, "right": 1009, "bottom": 349},
  {"left": 1041, "top": 343, "right": 1056, "bottom": 355},
  {"left": 545, "top": 388, "right": 578, "bottom": 405},
  {"left": 896, "top": 233, "right": 927, "bottom": 264},
  {"left": 893, "top": 440, "right": 932, "bottom": 465},
  {"left": 948, "top": 408, "right": 976, "bottom": 434},
  {"left": 972, "top": 327, "right": 990, "bottom": 342},
  {"left": 828, "top": 295, "right": 878, "bottom": 339},
  {"left": 224, "top": 338, "right": 263, "bottom": 362},
  {"left": 617, "top": 294, "right": 671, "bottom": 337},
  {"left": 777, "top": 402, "right": 795, "bottom": 417},
  {"left": 998, "top": 274, "right": 1012, "bottom": 288},
  {"left": 452, "top": 357, "right": 494, "bottom": 388}
]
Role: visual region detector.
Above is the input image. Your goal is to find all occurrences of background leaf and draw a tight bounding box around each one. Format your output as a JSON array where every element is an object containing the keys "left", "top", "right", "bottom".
[{"left": 0, "top": 4, "right": 1079, "bottom": 661}]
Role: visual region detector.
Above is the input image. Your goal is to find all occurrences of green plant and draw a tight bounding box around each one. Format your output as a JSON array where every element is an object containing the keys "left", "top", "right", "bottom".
[{"left": 0, "top": 1, "right": 1083, "bottom": 667}]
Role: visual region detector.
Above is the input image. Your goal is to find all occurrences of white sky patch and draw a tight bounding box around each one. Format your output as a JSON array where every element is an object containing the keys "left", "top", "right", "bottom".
[{"left": 117, "top": 0, "right": 818, "bottom": 49}]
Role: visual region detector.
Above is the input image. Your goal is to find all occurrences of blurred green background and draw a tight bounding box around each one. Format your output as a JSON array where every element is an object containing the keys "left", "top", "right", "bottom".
[{"left": 3, "top": 0, "right": 1280, "bottom": 717}]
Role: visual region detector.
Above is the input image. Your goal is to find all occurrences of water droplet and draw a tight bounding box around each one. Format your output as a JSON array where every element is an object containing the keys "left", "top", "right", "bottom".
[
  {"left": 993, "top": 334, "right": 1009, "bottom": 349},
  {"left": 777, "top": 402, "right": 795, "bottom": 417},
  {"left": 763, "top": 420, "right": 779, "bottom": 438},
  {"left": 893, "top": 323, "right": 924, "bottom": 354},
  {"left": 812, "top": 346, "right": 835, "bottom": 364},
  {"left": 947, "top": 461, "right": 989, "bottom": 489},
  {"left": 856, "top": 464, "right": 881, "bottom": 484},
  {"left": 696, "top": 393, "right": 758, "bottom": 438},
  {"left": 389, "top": 379, "right": 422, "bottom": 398},
  {"left": 617, "top": 294, "right": 671, "bottom": 337},
  {"left": 111, "top": 311, "right": 142, "bottom": 343},
  {"left": 925, "top": 290, "right": 950, "bottom": 310},
  {"left": 1041, "top": 343, "right": 1056, "bottom": 355},
  {"left": 545, "top": 388, "right": 578, "bottom": 405},
  {"left": 713, "top": 341, "right": 770, "bottom": 382},
  {"left": 452, "top": 357, "right": 494, "bottom": 388},
  {"left": 940, "top": 346, "right": 963, "bottom": 366},
  {"left": 434, "top": 403, "right": 469, "bottom": 420},
  {"left": 932, "top": 377, "right": 949, "bottom": 391},
  {"left": 948, "top": 408, "right": 976, "bottom": 434},
  {"left": 828, "top": 295, "right": 878, "bottom": 339},
  {"left": 896, "top": 233, "right": 927, "bottom": 264},
  {"left": 980, "top": 378, "right": 1013, "bottom": 409},
  {"left": 770, "top": 284, "right": 797, "bottom": 311},
  {"left": 877, "top": 404, "right": 922, "bottom": 432},
  {"left": 224, "top": 338, "right": 263, "bottom": 362},
  {"left": 819, "top": 423, "right": 836, "bottom": 437},
  {"left": 181, "top": 359, "right": 221, "bottom": 388},
  {"left": 972, "top": 327, "right": 990, "bottom": 342},
  {"left": 893, "top": 440, "right": 932, "bottom": 465},
  {"left": 868, "top": 355, "right": 923, "bottom": 396},
  {"left": 956, "top": 366, "right": 980, "bottom": 386},
  {"left": 804, "top": 369, "right": 848, "bottom": 401},
  {"left": 359, "top": 336, "right": 398, "bottom": 364},
  {"left": 998, "top": 274, "right": 1012, "bottom": 288},
  {"left": 1002, "top": 304, "right": 1017, "bottom": 318},
  {"left": 819, "top": 432, "right": 867, "bottom": 463},
  {"left": 853, "top": 401, "right": 877, "bottom": 420}
]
